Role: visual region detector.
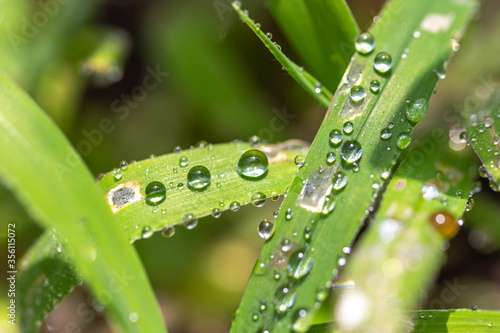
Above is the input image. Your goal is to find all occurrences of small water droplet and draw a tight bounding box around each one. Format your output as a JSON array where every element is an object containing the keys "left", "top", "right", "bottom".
[
  {"left": 142, "top": 226, "right": 154, "bottom": 239},
  {"left": 304, "top": 227, "right": 312, "bottom": 241},
  {"left": 322, "top": 195, "right": 335, "bottom": 214},
  {"left": 369, "top": 80, "right": 380, "bottom": 94},
  {"left": 465, "top": 197, "right": 474, "bottom": 212},
  {"left": 161, "top": 226, "right": 175, "bottom": 237},
  {"left": 274, "top": 284, "right": 296, "bottom": 313},
  {"left": 183, "top": 214, "right": 198, "bottom": 230},
  {"left": 343, "top": 121, "right": 355, "bottom": 135},
  {"left": 314, "top": 82, "right": 322, "bottom": 94},
  {"left": 374, "top": 52, "right": 392, "bottom": 74},
  {"left": 350, "top": 85, "right": 366, "bottom": 103},
  {"left": 249, "top": 135, "right": 261, "bottom": 147},
  {"left": 145, "top": 181, "right": 167, "bottom": 206},
  {"left": 258, "top": 219, "right": 275, "bottom": 240},
  {"left": 329, "top": 129, "right": 343, "bottom": 146},
  {"left": 340, "top": 140, "right": 363, "bottom": 163},
  {"left": 266, "top": 32, "right": 273, "bottom": 39},
  {"left": 294, "top": 155, "right": 305, "bottom": 167},
  {"left": 281, "top": 239, "right": 292, "bottom": 252},
  {"left": 326, "top": 152, "right": 337, "bottom": 165},
  {"left": 288, "top": 248, "right": 313, "bottom": 279},
  {"left": 187, "top": 165, "right": 211, "bottom": 191},
  {"left": 252, "top": 192, "right": 267, "bottom": 207},
  {"left": 254, "top": 259, "right": 268, "bottom": 275},
  {"left": 354, "top": 32, "right": 375, "bottom": 54},
  {"left": 212, "top": 208, "right": 221, "bottom": 218},
  {"left": 396, "top": 133, "right": 411, "bottom": 150},
  {"left": 120, "top": 160, "right": 128, "bottom": 170},
  {"left": 380, "top": 128, "right": 392, "bottom": 140},
  {"left": 237, "top": 149, "right": 269, "bottom": 179},
  {"left": 413, "top": 30, "right": 421, "bottom": 38},
  {"left": 129, "top": 312, "right": 139, "bottom": 322},
  {"left": 179, "top": 156, "right": 188, "bottom": 167},
  {"left": 113, "top": 169, "right": 123, "bottom": 181},
  {"left": 230, "top": 201, "right": 241, "bottom": 211},
  {"left": 333, "top": 173, "right": 348, "bottom": 190},
  {"left": 406, "top": 98, "right": 429, "bottom": 124},
  {"left": 285, "top": 208, "right": 294, "bottom": 221},
  {"left": 291, "top": 308, "right": 310, "bottom": 332}
]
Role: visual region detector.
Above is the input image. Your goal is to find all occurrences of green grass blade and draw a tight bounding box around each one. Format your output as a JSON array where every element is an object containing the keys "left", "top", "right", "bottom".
[
  {"left": 230, "top": 0, "right": 477, "bottom": 332},
  {"left": 0, "top": 72, "right": 166, "bottom": 333},
  {"left": 334, "top": 142, "right": 476, "bottom": 332},
  {"left": 18, "top": 140, "right": 307, "bottom": 332},
  {"left": 463, "top": 91, "right": 500, "bottom": 191},
  {"left": 264, "top": 0, "right": 359, "bottom": 92},
  {"left": 232, "top": 3, "right": 333, "bottom": 108},
  {"left": 306, "top": 310, "right": 500, "bottom": 332}
]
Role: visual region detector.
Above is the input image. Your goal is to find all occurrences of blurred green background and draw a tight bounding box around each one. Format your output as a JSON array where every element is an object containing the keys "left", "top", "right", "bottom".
[{"left": 1, "top": 0, "right": 500, "bottom": 332}]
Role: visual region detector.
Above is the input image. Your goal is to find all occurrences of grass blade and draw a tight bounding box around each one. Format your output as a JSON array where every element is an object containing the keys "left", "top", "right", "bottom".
[
  {"left": 264, "top": 0, "right": 359, "bottom": 92},
  {"left": 0, "top": 72, "right": 166, "bottom": 333},
  {"left": 334, "top": 142, "right": 476, "bottom": 332},
  {"left": 463, "top": 91, "right": 500, "bottom": 191},
  {"left": 233, "top": 3, "right": 333, "bottom": 108},
  {"left": 230, "top": 0, "right": 477, "bottom": 332},
  {"left": 18, "top": 140, "right": 307, "bottom": 331},
  {"left": 306, "top": 310, "right": 500, "bottom": 332}
]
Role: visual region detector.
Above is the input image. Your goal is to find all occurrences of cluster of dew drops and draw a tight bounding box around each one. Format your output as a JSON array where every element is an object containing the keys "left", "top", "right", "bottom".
[{"left": 112, "top": 138, "right": 278, "bottom": 240}]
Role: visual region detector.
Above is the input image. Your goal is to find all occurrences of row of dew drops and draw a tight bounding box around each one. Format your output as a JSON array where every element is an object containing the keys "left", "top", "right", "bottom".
[{"left": 240, "top": 30, "right": 461, "bottom": 332}]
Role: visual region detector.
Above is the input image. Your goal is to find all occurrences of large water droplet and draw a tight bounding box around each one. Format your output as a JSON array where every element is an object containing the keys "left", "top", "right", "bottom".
[
  {"left": 237, "top": 149, "right": 269, "bottom": 179},
  {"left": 373, "top": 52, "right": 392, "bottom": 74},
  {"left": 187, "top": 165, "right": 211, "bottom": 191},
  {"left": 397, "top": 133, "right": 411, "bottom": 150},
  {"left": 354, "top": 32, "right": 375, "bottom": 54},
  {"left": 274, "top": 284, "right": 296, "bottom": 313},
  {"left": 288, "top": 248, "right": 313, "bottom": 279},
  {"left": 406, "top": 98, "right": 429, "bottom": 124},
  {"left": 340, "top": 140, "right": 363, "bottom": 163},
  {"left": 258, "top": 219, "right": 275, "bottom": 240},
  {"left": 329, "top": 129, "right": 343, "bottom": 146},
  {"left": 145, "top": 181, "right": 167, "bottom": 206},
  {"left": 350, "top": 86, "right": 366, "bottom": 103}
]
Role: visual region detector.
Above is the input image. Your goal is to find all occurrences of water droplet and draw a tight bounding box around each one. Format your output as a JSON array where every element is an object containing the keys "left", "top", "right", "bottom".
[
  {"left": 254, "top": 259, "right": 268, "bottom": 275},
  {"left": 274, "top": 269, "right": 282, "bottom": 280},
  {"left": 113, "top": 169, "right": 123, "bottom": 181},
  {"left": 369, "top": 80, "right": 380, "bottom": 94},
  {"left": 129, "top": 312, "right": 139, "bottom": 322},
  {"left": 413, "top": 30, "right": 421, "bottom": 38},
  {"left": 161, "top": 226, "right": 175, "bottom": 238},
  {"left": 430, "top": 211, "right": 459, "bottom": 239},
  {"left": 326, "top": 152, "right": 336, "bottom": 165},
  {"left": 292, "top": 308, "right": 310, "bottom": 332},
  {"left": 304, "top": 227, "right": 312, "bottom": 241},
  {"left": 333, "top": 173, "right": 348, "bottom": 190},
  {"left": 322, "top": 195, "right": 335, "bottom": 214},
  {"left": 266, "top": 32, "right": 273, "bottom": 39},
  {"left": 281, "top": 239, "right": 292, "bottom": 252},
  {"left": 478, "top": 165, "right": 489, "bottom": 178},
  {"left": 294, "top": 155, "right": 305, "bottom": 167},
  {"left": 187, "top": 165, "right": 211, "bottom": 191},
  {"left": 258, "top": 219, "right": 275, "bottom": 240},
  {"left": 259, "top": 299, "right": 267, "bottom": 312},
  {"left": 120, "top": 161, "right": 128, "bottom": 170},
  {"left": 434, "top": 68, "right": 446, "bottom": 79},
  {"left": 237, "top": 149, "right": 269, "bottom": 179},
  {"left": 406, "top": 98, "right": 429, "bottom": 125},
  {"left": 380, "top": 128, "right": 392, "bottom": 140},
  {"left": 179, "top": 156, "right": 188, "bottom": 167},
  {"left": 477, "top": 123, "right": 486, "bottom": 133},
  {"left": 173, "top": 145, "right": 182, "bottom": 153},
  {"left": 314, "top": 82, "right": 322, "bottom": 94},
  {"left": 484, "top": 115, "right": 494, "bottom": 127},
  {"left": 177, "top": 183, "right": 184, "bottom": 190},
  {"left": 252, "top": 192, "right": 267, "bottom": 207},
  {"left": 329, "top": 129, "right": 343, "bottom": 146},
  {"left": 249, "top": 135, "right": 261, "bottom": 147},
  {"left": 354, "top": 32, "right": 375, "bottom": 54},
  {"left": 142, "top": 226, "right": 154, "bottom": 239},
  {"left": 230, "top": 201, "right": 241, "bottom": 211},
  {"left": 212, "top": 208, "right": 221, "bottom": 218},
  {"left": 183, "top": 214, "right": 198, "bottom": 229},
  {"left": 465, "top": 197, "right": 474, "bottom": 212},
  {"left": 285, "top": 208, "right": 294, "bottom": 220},
  {"left": 343, "top": 121, "right": 355, "bottom": 135},
  {"left": 373, "top": 52, "right": 392, "bottom": 74},
  {"left": 288, "top": 248, "right": 313, "bottom": 279},
  {"left": 381, "top": 169, "right": 391, "bottom": 180},
  {"left": 274, "top": 284, "right": 296, "bottom": 313},
  {"left": 396, "top": 133, "right": 411, "bottom": 150},
  {"left": 340, "top": 140, "right": 363, "bottom": 163},
  {"left": 350, "top": 85, "right": 366, "bottom": 103},
  {"left": 145, "top": 181, "right": 167, "bottom": 206}
]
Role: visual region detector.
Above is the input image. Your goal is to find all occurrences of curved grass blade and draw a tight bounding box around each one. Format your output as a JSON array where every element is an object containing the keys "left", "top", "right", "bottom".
[
  {"left": 334, "top": 141, "right": 477, "bottom": 332},
  {"left": 264, "top": 0, "right": 359, "bottom": 92},
  {"left": 306, "top": 310, "right": 500, "bottom": 332},
  {"left": 230, "top": 0, "right": 477, "bottom": 332},
  {"left": 18, "top": 140, "right": 307, "bottom": 332},
  {"left": 463, "top": 91, "right": 500, "bottom": 191},
  {"left": 0, "top": 72, "right": 167, "bottom": 333},
  {"left": 233, "top": 3, "right": 333, "bottom": 108}
]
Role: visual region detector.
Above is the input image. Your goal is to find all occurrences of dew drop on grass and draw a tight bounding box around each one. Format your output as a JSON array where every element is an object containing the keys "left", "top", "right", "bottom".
[
  {"left": 179, "top": 156, "right": 188, "bottom": 167},
  {"left": 333, "top": 173, "right": 348, "bottom": 190},
  {"left": 314, "top": 82, "right": 322, "bottom": 94},
  {"left": 187, "top": 165, "right": 211, "bottom": 191},
  {"left": 288, "top": 248, "right": 313, "bottom": 279},
  {"left": 285, "top": 208, "right": 294, "bottom": 220},
  {"left": 343, "top": 121, "right": 354, "bottom": 134},
  {"left": 369, "top": 80, "right": 380, "bottom": 94},
  {"left": 254, "top": 259, "right": 268, "bottom": 275},
  {"left": 380, "top": 128, "right": 392, "bottom": 140},
  {"left": 304, "top": 227, "right": 312, "bottom": 241},
  {"left": 258, "top": 219, "right": 275, "bottom": 240},
  {"left": 329, "top": 129, "right": 343, "bottom": 146},
  {"left": 340, "top": 140, "right": 363, "bottom": 163},
  {"left": 274, "top": 284, "right": 297, "bottom": 313},
  {"left": 120, "top": 160, "right": 128, "bottom": 170},
  {"left": 249, "top": 135, "right": 261, "bottom": 147},
  {"left": 292, "top": 308, "right": 310, "bottom": 332},
  {"left": 252, "top": 192, "right": 267, "bottom": 207},
  {"left": 212, "top": 208, "right": 221, "bottom": 218},
  {"left": 113, "top": 168, "right": 123, "bottom": 181},
  {"left": 430, "top": 211, "right": 460, "bottom": 239},
  {"left": 161, "top": 226, "right": 175, "bottom": 238},
  {"left": 294, "top": 155, "right": 305, "bottom": 167},
  {"left": 350, "top": 86, "right": 366, "bottom": 103},
  {"left": 230, "top": 201, "right": 241, "bottom": 211},
  {"left": 142, "top": 226, "right": 154, "bottom": 239},
  {"left": 406, "top": 98, "right": 429, "bottom": 124},
  {"left": 373, "top": 52, "right": 392, "bottom": 74},
  {"left": 237, "top": 149, "right": 269, "bottom": 179},
  {"left": 183, "top": 214, "right": 198, "bottom": 230},
  {"left": 321, "top": 195, "right": 336, "bottom": 214},
  {"left": 465, "top": 197, "right": 474, "bottom": 212},
  {"left": 281, "top": 239, "right": 292, "bottom": 252},
  {"left": 326, "top": 152, "right": 336, "bottom": 165},
  {"left": 354, "top": 32, "right": 375, "bottom": 54},
  {"left": 145, "top": 181, "right": 167, "bottom": 206},
  {"left": 397, "top": 133, "right": 412, "bottom": 150}
]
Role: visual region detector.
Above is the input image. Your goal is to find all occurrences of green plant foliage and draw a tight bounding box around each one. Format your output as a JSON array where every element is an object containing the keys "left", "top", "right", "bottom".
[{"left": 230, "top": 0, "right": 477, "bottom": 331}]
